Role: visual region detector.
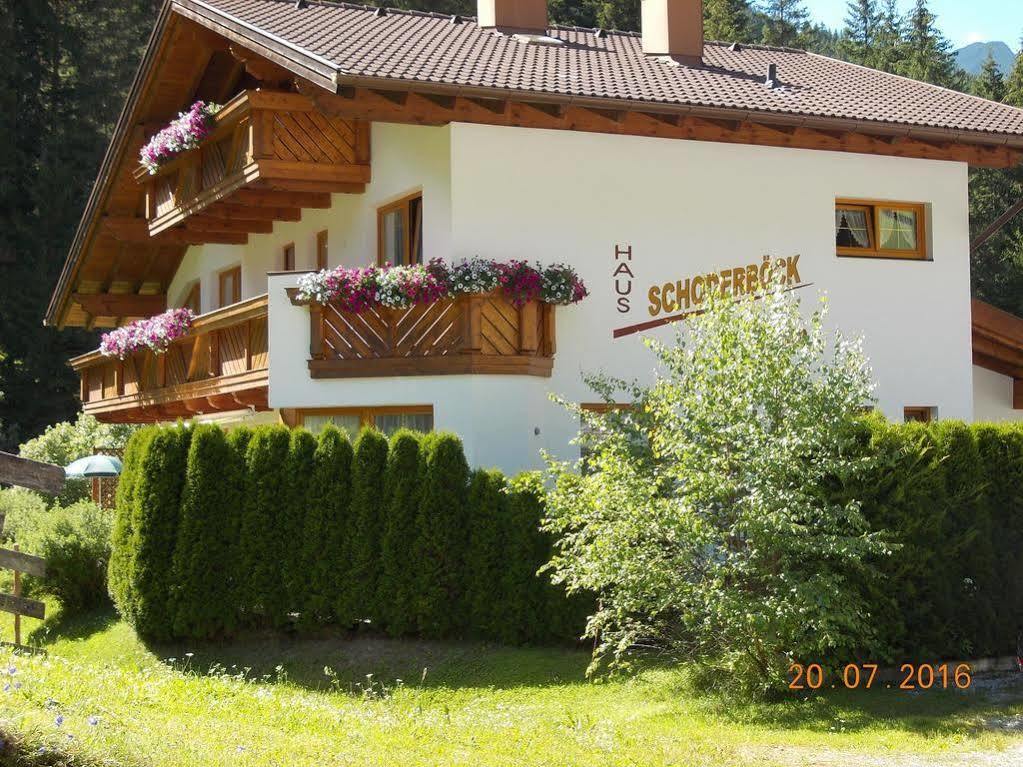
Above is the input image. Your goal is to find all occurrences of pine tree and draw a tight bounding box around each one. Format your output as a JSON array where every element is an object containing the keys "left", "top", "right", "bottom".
[
  {"left": 1005, "top": 38, "right": 1023, "bottom": 107},
  {"left": 301, "top": 425, "right": 353, "bottom": 628},
  {"left": 339, "top": 428, "right": 389, "bottom": 627},
  {"left": 377, "top": 430, "right": 423, "bottom": 637},
  {"left": 464, "top": 469, "right": 509, "bottom": 639},
  {"left": 899, "top": 0, "right": 959, "bottom": 88},
  {"left": 236, "top": 425, "right": 292, "bottom": 628},
  {"left": 412, "top": 432, "right": 471, "bottom": 638},
  {"left": 170, "top": 425, "right": 240, "bottom": 639},
  {"left": 283, "top": 429, "right": 318, "bottom": 619},
  {"left": 705, "top": 0, "right": 750, "bottom": 43},
  {"left": 107, "top": 427, "right": 154, "bottom": 621},
  {"left": 840, "top": 0, "right": 881, "bottom": 66},
  {"left": 759, "top": 0, "right": 810, "bottom": 48},
  {"left": 872, "top": 0, "right": 905, "bottom": 73},
  {"left": 974, "top": 54, "right": 1006, "bottom": 102},
  {"left": 128, "top": 426, "right": 191, "bottom": 640}
]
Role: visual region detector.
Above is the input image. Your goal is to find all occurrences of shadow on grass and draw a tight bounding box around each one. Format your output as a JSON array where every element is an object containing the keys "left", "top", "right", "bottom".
[
  {"left": 25, "top": 604, "right": 118, "bottom": 648},
  {"left": 143, "top": 628, "right": 595, "bottom": 694}
]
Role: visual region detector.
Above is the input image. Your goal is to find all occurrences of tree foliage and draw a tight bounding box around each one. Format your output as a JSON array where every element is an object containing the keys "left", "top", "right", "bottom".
[
  {"left": 543, "top": 289, "right": 887, "bottom": 694},
  {"left": 378, "top": 429, "right": 423, "bottom": 637}
]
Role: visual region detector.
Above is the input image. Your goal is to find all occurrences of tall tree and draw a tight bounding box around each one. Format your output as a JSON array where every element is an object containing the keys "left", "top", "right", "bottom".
[
  {"left": 872, "top": 0, "right": 906, "bottom": 73},
  {"left": 1005, "top": 37, "right": 1023, "bottom": 108},
  {"left": 705, "top": 0, "right": 751, "bottom": 43},
  {"left": 973, "top": 54, "right": 1006, "bottom": 103},
  {"left": 899, "top": 0, "right": 959, "bottom": 88},
  {"left": 840, "top": 0, "right": 881, "bottom": 66},
  {"left": 0, "top": 0, "right": 159, "bottom": 452},
  {"left": 758, "top": 0, "right": 810, "bottom": 48}
]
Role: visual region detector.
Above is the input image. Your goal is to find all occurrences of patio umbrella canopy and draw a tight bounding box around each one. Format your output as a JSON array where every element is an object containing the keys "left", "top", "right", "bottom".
[{"left": 65, "top": 455, "right": 123, "bottom": 478}]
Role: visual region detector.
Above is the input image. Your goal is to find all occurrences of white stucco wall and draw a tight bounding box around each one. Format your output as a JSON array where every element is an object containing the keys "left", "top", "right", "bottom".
[
  {"left": 169, "top": 122, "right": 452, "bottom": 309},
  {"left": 173, "top": 121, "right": 981, "bottom": 474},
  {"left": 973, "top": 365, "right": 1023, "bottom": 422}
]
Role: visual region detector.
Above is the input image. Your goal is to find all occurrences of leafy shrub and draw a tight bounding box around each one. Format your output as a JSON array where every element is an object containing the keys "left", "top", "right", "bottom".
[
  {"left": 378, "top": 430, "right": 422, "bottom": 637},
  {"left": 12, "top": 500, "right": 112, "bottom": 614},
  {"left": 126, "top": 426, "right": 191, "bottom": 640},
  {"left": 301, "top": 425, "right": 353, "bottom": 628},
  {"left": 237, "top": 425, "right": 291, "bottom": 628},
  {"left": 498, "top": 473, "right": 549, "bottom": 645},
  {"left": 18, "top": 413, "right": 137, "bottom": 504},
  {"left": 413, "top": 432, "right": 470, "bottom": 638},
  {"left": 543, "top": 290, "right": 885, "bottom": 694}
]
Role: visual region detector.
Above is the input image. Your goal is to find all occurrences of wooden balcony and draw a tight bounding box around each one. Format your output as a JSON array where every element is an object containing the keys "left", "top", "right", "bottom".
[
  {"left": 71, "top": 296, "right": 270, "bottom": 423},
  {"left": 287, "top": 290, "right": 556, "bottom": 378},
  {"left": 134, "top": 90, "right": 370, "bottom": 242}
]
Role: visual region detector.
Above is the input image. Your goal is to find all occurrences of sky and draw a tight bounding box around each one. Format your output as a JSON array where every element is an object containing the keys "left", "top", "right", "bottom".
[{"left": 804, "top": 0, "right": 1023, "bottom": 50}]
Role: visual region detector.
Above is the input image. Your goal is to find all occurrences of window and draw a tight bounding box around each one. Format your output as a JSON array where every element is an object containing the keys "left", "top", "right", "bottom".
[
  {"left": 282, "top": 243, "right": 296, "bottom": 272},
  {"left": 182, "top": 282, "right": 201, "bottom": 315},
  {"left": 836, "top": 200, "right": 927, "bottom": 260},
  {"left": 377, "top": 193, "right": 423, "bottom": 266},
  {"left": 218, "top": 266, "right": 241, "bottom": 308},
  {"left": 316, "top": 230, "right": 329, "bottom": 271},
  {"left": 904, "top": 406, "right": 936, "bottom": 423},
  {"left": 299, "top": 406, "right": 433, "bottom": 439}
]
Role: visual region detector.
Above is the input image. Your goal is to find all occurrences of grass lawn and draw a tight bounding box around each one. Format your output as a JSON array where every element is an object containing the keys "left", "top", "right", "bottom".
[{"left": 1, "top": 607, "right": 1022, "bottom": 766}]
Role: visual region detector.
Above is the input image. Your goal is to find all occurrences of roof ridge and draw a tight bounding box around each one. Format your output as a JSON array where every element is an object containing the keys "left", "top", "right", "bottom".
[{"left": 258, "top": 0, "right": 474, "bottom": 23}]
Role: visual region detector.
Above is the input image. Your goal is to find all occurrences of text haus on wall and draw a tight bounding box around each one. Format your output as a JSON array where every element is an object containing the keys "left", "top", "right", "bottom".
[{"left": 45, "top": 0, "right": 1023, "bottom": 473}]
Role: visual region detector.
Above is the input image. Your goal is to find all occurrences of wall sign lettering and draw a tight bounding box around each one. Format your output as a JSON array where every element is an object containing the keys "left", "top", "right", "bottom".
[{"left": 613, "top": 244, "right": 634, "bottom": 314}]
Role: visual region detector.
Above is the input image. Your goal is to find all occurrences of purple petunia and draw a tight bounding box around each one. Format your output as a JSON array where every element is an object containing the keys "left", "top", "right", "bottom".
[
  {"left": 100, "top": 308, "right": 195, "bottom": 359},
  {"left": 140, "top": 101, "right": 222, "bottom": 174}
]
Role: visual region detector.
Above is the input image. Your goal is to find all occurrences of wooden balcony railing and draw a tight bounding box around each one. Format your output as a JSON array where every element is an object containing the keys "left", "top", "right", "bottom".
[
  {"left": 287, "top": 290, "right": 556, "bottom": 378},
  {"left": 70, "top": 296, "right": 270, "bottom": 423},
  {"left": 134, "top": 90, "right": 370, "bottom": 241}
]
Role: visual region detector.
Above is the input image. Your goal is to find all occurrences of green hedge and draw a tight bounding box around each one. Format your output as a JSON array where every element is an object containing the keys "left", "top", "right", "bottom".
[
  {"left": 111, "top": 423, "right": 587, "bottom": 645},
  {"left": 850, "top": 418, "right": 1023, "bottom": 660}
]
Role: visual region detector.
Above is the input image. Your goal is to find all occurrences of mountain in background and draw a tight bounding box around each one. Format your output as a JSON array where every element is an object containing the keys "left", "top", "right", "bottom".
[{"left": 955, "top": 41, "right": 1017, "bottom": 75}]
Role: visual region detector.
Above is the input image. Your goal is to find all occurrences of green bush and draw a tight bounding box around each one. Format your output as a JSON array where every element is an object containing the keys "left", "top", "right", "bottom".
[
  {"left": 413, "top": 432, "right": 470, "bottom": 639},
  {"left": 108, "top": 427, "right": 154, "bottom": 621},
  {"left": 128, "top": 426, "right": 191, "bottom": 640},
  {"left": 237, "top": 425, "right": 292, "bottom": 628},
  {"left": 18, "top": 413, "right": 138, "bottom": 505},
  {"left": 340, "top": 428, "right": 389, "bottom": 627},
  {"left": 464, "top": 468, "right": 508, "bottom": 640},
  {"left": 378, "top": 429, "right": 423, "bottom": 637},
  {"left": 301, "top": 425, "right": 353, "bottom": 628},
  {"left": 10, "top": 499, "right": 112, "bottom": 614},
  {"left": 283, "top": 429, "right": 318, "bottom": 620},
  {"left": 498, "top": 473, "right": 548, "bottom": 645},
  {"left": 170, "top": 425, "right": 242, "bottom": 639}
]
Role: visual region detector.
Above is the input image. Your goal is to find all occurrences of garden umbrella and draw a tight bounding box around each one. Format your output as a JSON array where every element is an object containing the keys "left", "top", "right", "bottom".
[{"left": 65, "top": 455, "right": 123, "bottom": 478}]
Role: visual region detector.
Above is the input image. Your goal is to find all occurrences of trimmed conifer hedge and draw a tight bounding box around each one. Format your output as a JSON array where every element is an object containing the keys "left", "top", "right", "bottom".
[
  {"left": 110, "top": 423, "right": 587, "bottom": 644},
  {"left": 109, "top": 418, "right": 1023, "bottom": 657}
]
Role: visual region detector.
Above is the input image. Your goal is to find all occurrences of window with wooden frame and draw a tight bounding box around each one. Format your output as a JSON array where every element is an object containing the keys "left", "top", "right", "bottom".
[
  {"left": 904, "top": 406, "right": 936, "bottom": 423},
  {"left": 835, "top": 199, "right": 928, "bottom": 260},
  {"left": 182, "top": 282, "right": 201, "bottom": 315},
  {"left": 298, "top": 406, "right": 433, "bottom": 439},
  {"left": 316, "top": 230, "right": 329, "bottom": 271},
  {"left": 282, "top": 242, "right": 296, "bottom": 272},
  {"left": 218, "top": 266, "right": 241, "bottom": 308},
  {"left": 377, "top": 192, "right": 423, "bottom": 266}
]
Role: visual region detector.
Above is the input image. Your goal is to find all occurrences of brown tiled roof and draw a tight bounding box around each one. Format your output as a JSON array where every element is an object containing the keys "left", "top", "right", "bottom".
[{"left": 183, "top": 0, "right": 1023, "bottom": 141}]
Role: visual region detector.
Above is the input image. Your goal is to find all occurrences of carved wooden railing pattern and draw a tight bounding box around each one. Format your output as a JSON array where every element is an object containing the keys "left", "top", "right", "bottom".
[
  {"left": 136, "top": 90, "right": 370, "bottom": 236},
  {"left": 288, "top": 290, "right": 556, "bottom": 378},
  {"left": 72, "top": 295, "right": 270, "bottom": 422}
]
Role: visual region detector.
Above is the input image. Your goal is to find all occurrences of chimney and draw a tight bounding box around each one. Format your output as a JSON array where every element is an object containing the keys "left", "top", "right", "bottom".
[
  {"left": 477, "top": 0, "right": 548, "bottom": 34},
  {"left": 642, "top": 0, "right": 704, "bottom": 65}
]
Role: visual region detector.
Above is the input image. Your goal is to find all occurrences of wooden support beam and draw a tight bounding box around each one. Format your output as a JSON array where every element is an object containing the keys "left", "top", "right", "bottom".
[
  {"left": 232, "top": 189, "right": 332, "bottom": 209},
  {"left": 202, "top": 203, "right": 302, "bottom": 222},
  {"left": 0, "top": 452, "right": 65, "bottom": 495},
  {"left": 972, "top": 196, "right": 1023, "bottom": 254},
  {"left": 74, "top": 292, "right": 167, "bottom": 318},
  {"left": 183, "top": 216, "right": 274, "bottom": 234},
  {"left": 100, "top": 216, "right": 248, "bottom": 245}
]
